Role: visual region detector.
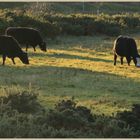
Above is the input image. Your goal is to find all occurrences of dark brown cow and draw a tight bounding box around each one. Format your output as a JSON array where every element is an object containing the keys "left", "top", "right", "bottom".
[
  {"left": 0, "top": 35, "right": 29, "bottom": 65},
  {"left": 6, "top": 27, "right": 46, "bottom": 52},
  {"left": 113, "top": 35, "right": 140, "bottom": 66}
]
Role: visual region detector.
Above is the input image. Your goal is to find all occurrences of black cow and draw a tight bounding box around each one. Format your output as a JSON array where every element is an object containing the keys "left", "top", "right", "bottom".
[
  {"left": 5, "top": 27, "right": 46, "bottom": 52},
  {"left": 113, "top": 35, "right": 140, "bottom": 66},
  {"left": 0, "top": 35, "right": 29, "bottom": 65}
]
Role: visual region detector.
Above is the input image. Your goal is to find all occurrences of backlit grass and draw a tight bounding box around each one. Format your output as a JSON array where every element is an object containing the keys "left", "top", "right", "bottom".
[{"left": 0, "top": 34, "right": 140, "bottom": 116}]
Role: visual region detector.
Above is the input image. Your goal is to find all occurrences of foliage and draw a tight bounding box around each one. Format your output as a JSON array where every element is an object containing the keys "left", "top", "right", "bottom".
[
  {"left": 0, "top": 91, "right": 44, "bottom": 114},
  {"left": 0, "top": 9, "right": 139, "bottom": 37},
  {"left": 116, "top": 104, "right": 140, "bottom": 135},
  {"left": 0, "top": 9, "right": 61, "bottom": 38},
  {"left": 0, "top": 91, "right": 139, "bottom": 138},
  {"left": 42, "top": 13, "right": 140, "bottom": 36}
]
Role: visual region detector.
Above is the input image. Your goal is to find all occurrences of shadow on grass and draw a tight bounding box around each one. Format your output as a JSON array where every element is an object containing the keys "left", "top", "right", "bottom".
[
  {"left": 24, "top": 49, "right": 112, "bottom": 63},
  {"left": 47, "top": 53, "right": 113, "bottom": 63},
  {"left": 0, "top": 64, "right": 140, "bottom": 104},
  {"left": 0, "top": 64, "right": 139, "bottom": 83},
  {"left": 0, "top": 36, "right": 139, "bottom": 116},
  {"left": 28, "top": 52, "right": 47, "bottom": 57}
]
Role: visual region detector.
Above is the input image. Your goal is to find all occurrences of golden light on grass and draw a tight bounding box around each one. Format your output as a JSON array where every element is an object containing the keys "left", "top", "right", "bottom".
[{"left": 0, "top": 35, "right": 140, "bottom": 115}]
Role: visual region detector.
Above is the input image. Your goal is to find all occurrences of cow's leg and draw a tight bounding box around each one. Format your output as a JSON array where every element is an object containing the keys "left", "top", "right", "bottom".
[
  {"left": 114, "top": 54, "right": 117, "bottom": 65},
  {"left": 33, "top": 46, "right": 36, "bottom": 52},
  {"left": 132, "top": 57, "right": 137, "bottom": 66},
  {"left": 11, "top": 58, "right": 16, "bottom": 65},
  {"left": 2, "top": 55, "right": 6, "bottom": 65},
  {"left": 26, "top": 44, "right": 28, "bottom": 52},
  {"left": 120, "top": 57, "right": 123, "bottom": 65},
  {"left": 126, "top": 56, "right": 131, "bottom": 66}
]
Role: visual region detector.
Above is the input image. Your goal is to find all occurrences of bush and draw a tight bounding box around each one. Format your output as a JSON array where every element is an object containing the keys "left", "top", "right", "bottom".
[
  {"left": 36, "top": 99, "right": 138, "bottom": 138},
  {"left": 116, "top": 104, "right": 140, "bottom": 135},
  {"left": 0, "top": 90, "right": 139, "bottom": 138},
  {"left": 123, "top": 16, "right": 140, "bottom": 28},
  {"left": 7, "top": 14, "right": 60, "bottom": 39},
  {"left": 0, "top": 91, "right": 44, "bottom": 114},
  {"left": 0, "top": 9, "right": 140, "bottom": 37},
  {"left": 93, "top": 117, "right": 136, "bottom": 138}
]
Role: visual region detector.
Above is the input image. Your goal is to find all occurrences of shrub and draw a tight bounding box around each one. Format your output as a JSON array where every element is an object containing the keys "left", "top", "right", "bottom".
[
  {"left": 39, "top": 99, "right": 138, "bottom": 137},
  {"left": 0, "top": 91, "right": 44, "bottom": 114},
  {"left": 8, "top": 14, "right": 60, "bottom": 38},
  {"left": 116, "top": 104, "right": 140, "bottom": 135},
  {"left": 0, "top": 9, "right": 140, "bottom": 37},
  {"left": 123, "top": 16, "right": 140, "bottom": 28},
  {"left": 0, "top": 90, "right": 139, "bottom": 138},
  {"left": 60, "top": 22, "right": 84, "bottom": 36},
  {"left": 93, "top": 117, "right": 136, "bottom": 138},
  {"left": 43, "top": 99, "right": 94, "bottom": 131}
]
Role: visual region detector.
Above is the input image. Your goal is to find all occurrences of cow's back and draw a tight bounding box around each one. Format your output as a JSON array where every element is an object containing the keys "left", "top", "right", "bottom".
[
  {"left": 128, "top": 38, "right": 139, "bottom": 57},
  {"left": 114, "top": 35, "right": 139, "bottom": 58},
  {"left": 0, "top": 35, "right": 22, "bottom": 56},
  {"left": 6, "top": 27, "right": 42, "bottom": 45},
  {"left": 114, "top": 36, "right": 131, "bottom": 56}
]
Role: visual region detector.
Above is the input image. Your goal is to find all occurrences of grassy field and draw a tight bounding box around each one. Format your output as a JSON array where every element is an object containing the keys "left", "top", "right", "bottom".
[{"left": 1, "top": 34, "right": 140, "bottom": 116}]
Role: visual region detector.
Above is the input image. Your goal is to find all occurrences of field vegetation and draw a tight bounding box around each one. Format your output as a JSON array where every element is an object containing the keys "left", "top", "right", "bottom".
[
  {"left": 1, "top": 34, "right": 140, "bottom": 116},
  {"left": 0, "top": 5, "right": 140, "bottom": 37},
  {"left": 0, "top": 2, "right": 140, "bottom": 137}
]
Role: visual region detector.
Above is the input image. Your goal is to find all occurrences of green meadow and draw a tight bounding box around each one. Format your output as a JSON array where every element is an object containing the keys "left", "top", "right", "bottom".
[
  {"left": 1, "top": 34, "right": 140, "bottom": 116},
  {"left": 0, "top": 2, "right": 140, "bottom": 137}
]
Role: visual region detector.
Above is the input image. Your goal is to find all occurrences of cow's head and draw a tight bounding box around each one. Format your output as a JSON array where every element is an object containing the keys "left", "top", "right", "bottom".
[
  {"left": 136, "top": 54, "right": 140, "bottom": 67},
  {"left": 40, "top": 42, "right": 47, "bottom": 52},
  {"left": 19, "top": 52, "right": 29, "bottom": 64}
]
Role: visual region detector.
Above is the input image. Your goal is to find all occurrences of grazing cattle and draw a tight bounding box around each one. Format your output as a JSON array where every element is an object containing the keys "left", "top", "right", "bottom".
[
  {"left": 5, "top": 27, "right": 46, "bottom": 52},
  {"left": 113, "top": 35, "right": 140, "bottom": 66},
  {"left": 0, "top": 35, "right": 29, "bottom": 65}
]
